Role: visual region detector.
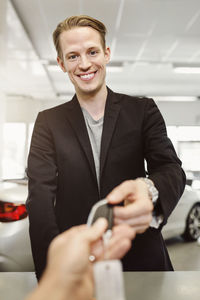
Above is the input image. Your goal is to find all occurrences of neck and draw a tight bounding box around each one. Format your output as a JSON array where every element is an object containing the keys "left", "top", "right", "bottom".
[{"left": 76, "top": 85, "right": 107, "bottom": 120}]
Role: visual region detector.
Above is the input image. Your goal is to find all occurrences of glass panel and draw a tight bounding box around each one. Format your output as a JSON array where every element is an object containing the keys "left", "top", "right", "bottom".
[
  {"left": 167, "top": 126, "right": 200, "bottom": 178},
  {"left": 179, "top": 141, "right": 200, "bottom": 172}
]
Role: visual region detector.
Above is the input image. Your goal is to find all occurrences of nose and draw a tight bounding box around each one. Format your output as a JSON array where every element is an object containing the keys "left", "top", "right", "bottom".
[{"left": 78, "top": 55, "right": 92, "bottom": 70}]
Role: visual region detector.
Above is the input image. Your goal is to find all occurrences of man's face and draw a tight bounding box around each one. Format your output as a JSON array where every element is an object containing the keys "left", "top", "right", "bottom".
[{"left": 57, "top": 26, "right": 110, "bottom": 97}]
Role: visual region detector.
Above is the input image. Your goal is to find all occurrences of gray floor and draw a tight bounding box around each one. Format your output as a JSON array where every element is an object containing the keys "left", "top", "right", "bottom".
[{"left": 166, "top": 236, "right": 200, "bottom": 270}]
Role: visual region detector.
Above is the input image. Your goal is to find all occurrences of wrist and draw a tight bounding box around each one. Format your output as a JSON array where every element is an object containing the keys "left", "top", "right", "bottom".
[
  {"left": 30, "top": 269, "right": 77, "bottom": 300},
  {"left": 137, "top": 177, "right": 159, "bottom": 205}
]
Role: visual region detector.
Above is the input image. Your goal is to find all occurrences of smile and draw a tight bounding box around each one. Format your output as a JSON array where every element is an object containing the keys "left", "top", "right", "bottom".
[{"left": 78, "top": 71, "right": 97, "bottom": 81}]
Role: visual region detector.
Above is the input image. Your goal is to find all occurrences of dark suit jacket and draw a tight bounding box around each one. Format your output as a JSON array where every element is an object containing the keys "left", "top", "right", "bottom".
[{"left": 26, "top": 87, "right": 186, "bottom": 279}]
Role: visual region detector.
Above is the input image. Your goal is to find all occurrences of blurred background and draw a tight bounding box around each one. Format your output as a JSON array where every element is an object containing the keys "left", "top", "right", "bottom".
[{"left": 0, "top": 0, "right": 200, "bottom": 272}]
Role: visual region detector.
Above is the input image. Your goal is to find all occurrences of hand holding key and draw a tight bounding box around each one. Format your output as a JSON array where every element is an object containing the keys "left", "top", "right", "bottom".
[
  {"left": 27, "top": 218, "right": 108, "bottom": 300},
  {"left": 107, "top": 179, "right": 154, "bottom": 234},
  {"left": 87, "top": 200, "right": 132, "bottom": 300},
  {"left": 87, "top": 199, "right": 136, "bottom": 261}
]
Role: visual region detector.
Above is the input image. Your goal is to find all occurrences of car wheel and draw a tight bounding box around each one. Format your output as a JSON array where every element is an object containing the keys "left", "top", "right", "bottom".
[{"left": 182, "top": 203, "right": 200, "bottom": 241}]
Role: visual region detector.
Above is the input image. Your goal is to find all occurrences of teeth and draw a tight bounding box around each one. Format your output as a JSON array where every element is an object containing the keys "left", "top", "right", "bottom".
[{"left": 80, "top": 73, "right": 94, "bottom": 79}]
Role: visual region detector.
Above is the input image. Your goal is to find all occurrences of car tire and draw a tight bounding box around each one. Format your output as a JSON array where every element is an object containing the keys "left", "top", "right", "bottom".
[{"left": 182, "top": 203, "right": 200, "bottom": 241}]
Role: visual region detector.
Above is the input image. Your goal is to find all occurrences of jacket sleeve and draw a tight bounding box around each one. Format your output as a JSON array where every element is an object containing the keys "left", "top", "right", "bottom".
[
  {"left": 26, "top": 111, "right": 60, "bottom": 280},
  {"left": 142, "top": 98, "right": 186, "bottom": 227}
]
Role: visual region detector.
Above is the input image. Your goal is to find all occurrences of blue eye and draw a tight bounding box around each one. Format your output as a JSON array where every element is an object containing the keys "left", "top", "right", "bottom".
[
  {"left": 69, "top": 54, "right": 78, "bottom": 60},
  {"left": 90, "top": 50, "right": 97, "bottom": 56}
]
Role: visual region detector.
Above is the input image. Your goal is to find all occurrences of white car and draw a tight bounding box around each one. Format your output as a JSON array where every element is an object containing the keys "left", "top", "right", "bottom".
[
  {"left": 0, "top": 179, "right": 34, "bottom": 271},
  {"left": 0, "top": 180, "right": 200, "bottom": 271},
  {"left": 162, "top": 185, "right": 200, "bottom": 240}
]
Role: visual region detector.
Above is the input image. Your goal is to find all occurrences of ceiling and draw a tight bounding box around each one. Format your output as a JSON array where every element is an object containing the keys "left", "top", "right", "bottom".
[{"left": 2, "top": 0, "right": 200, "bottom": 100}]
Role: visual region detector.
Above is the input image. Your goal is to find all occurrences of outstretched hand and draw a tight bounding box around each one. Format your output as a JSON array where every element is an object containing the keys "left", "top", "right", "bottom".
[{"left": 107, "top": 179, "right": 153, "bottom": 234}]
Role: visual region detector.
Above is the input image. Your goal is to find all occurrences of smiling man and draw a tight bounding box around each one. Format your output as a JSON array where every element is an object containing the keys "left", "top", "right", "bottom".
[
  {"left": 26, "top": 15, "right": 186, "bottom": 280},
  {"left": 57, "top": 26, "right": 110, "bottom": 105}
]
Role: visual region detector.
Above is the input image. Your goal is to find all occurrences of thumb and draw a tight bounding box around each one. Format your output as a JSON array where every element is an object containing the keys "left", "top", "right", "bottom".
[{"left": 84, "top": 218, "right": 108, "bottom": 243}]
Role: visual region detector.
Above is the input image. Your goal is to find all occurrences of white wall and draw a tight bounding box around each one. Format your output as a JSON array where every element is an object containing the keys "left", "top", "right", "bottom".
[
  {"left": 5, "top": 96, "right": 67, "bottom": 123},
  {"left": 0, "top": 0, "right": 7, "bottom": 178},
  {"left": 0, "top": 93, "right": 6, "bottom": 179},
  {"left": 4, "top": 96, "right": 200, "bottom": 126},
  {"left": 157, "top": 101, "right": 200, "bottom": 126}
]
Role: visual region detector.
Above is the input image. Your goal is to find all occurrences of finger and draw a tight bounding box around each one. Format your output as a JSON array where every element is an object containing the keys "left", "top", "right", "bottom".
[
  {"left": 90, "top": 239, "right": 104, "bottom": 259},
  {"left": 133, "top": 225, "right": 150, "bottom": 234},
  {"left": 50, "top": 224, "right": 88, "bottom": 247},
  {"left": 83, "top": 218, "right": 108, "bottom": 243},
  {"left": 61, "top": 224, "right": 87, "bottom": 236},
  {"left": 115, "top": 223, "right": 149, "bottom": 234},
  {"left": 114, "top": 213, "right": 153, "bottom": 227},
  {"left": 115, "top": 222, "right": 151, "bottom": 234},
  {"left": 113, "top": 201, "right": 153, "bottom": 219},
  {"left": 106, "top": 180, "right": 136, "bottom": 204},
  {"left": 91, "top": 224, "right": 136, "bottom": 260},
  {"left": 112, "top": 224, "right": 136, "bottom": 240},
  {"left": 105, "top": 237, "right": 132, "bottom": 259},
  {"left": 105, "top": 225, "right": 134, "bottom": 259}
]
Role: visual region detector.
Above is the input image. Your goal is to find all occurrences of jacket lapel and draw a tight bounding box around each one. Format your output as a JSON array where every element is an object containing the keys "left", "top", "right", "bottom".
[
  {"left": 65, "top": 95, "right": 97, "bottom": 182},
  {"left": 100, "top": 88, "right": 121, "bottom": 177}
]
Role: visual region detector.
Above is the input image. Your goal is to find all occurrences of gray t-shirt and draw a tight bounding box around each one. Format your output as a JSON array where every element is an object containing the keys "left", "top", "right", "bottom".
[{"left": 81, "top": 107, "right": 103, "bottom": 188}]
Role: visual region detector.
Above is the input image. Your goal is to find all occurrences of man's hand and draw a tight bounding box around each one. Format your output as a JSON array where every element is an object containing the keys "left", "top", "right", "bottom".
[
  {"left": 107, "top": 179, "right": 154, "bottom": 234},
  {"left": 91, "top": 222, "right": 135, "bottom": 261},
  {"left": 26, "top": 218, "right": 135, "bottom": 300}
]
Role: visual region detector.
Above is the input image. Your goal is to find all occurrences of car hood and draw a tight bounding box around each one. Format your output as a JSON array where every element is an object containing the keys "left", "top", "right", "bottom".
[{"left": 0, "top": 182, "right": 28, "bottom": 204}]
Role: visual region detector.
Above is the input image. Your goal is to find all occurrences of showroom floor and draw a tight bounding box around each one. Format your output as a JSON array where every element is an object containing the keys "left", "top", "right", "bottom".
[{"left": 166, "top": 237, "right": 200, "bottom": 271}]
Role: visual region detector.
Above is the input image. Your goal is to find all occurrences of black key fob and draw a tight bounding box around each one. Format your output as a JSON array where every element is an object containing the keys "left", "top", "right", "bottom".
[{"left": 87, "top": 199, "right": 113, "bottom": 230}]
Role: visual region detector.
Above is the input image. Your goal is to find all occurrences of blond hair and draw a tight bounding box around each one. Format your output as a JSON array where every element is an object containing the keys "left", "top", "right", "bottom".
[{"left": 53, "top": 15, "right": 107, "bottom": 59}]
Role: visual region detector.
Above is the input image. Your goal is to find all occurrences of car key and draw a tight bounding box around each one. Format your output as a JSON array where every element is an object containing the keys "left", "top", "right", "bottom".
[
  {"left": 87, "top": 199, "right": 126, "bottom": 300},
  {"left": 87, "top": 198, "right": 113, "bottom": 230},
  {"left": 87, "top": 198, "right": 113, "bottom": 261}
]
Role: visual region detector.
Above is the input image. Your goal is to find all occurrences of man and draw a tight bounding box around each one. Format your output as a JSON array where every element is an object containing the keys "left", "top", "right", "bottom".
[
  {"left": 26, "top": 218, "right": 133, "bottom": 300},
  {"left": 26, "top": 15, "right": 186, "bottom": 280}
]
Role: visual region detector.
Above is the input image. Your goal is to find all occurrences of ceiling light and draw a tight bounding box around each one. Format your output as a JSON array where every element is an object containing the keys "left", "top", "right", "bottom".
[
  {"left": 173, "top": 66, "right": 200, "bottom": 74},
  {"left": 153, "top": 96, "right": 197, "bottom": 102}
]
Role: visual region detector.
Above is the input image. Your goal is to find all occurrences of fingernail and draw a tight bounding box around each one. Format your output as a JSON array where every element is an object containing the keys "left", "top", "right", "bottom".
[{"left": 95, "top": 217, "right": 107, "bottom": 226}]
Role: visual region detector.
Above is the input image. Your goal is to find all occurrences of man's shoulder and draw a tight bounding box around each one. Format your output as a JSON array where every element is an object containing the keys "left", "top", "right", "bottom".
[
  {"left": 39, "top": 98, "right": 74, "bottom": 116},
  {"left": 110, "top": 89, "right": 154, "bottom": 106}
]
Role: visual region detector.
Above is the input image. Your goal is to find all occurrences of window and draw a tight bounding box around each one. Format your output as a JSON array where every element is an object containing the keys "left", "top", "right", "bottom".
[
  {"left": 2, "top": 122, "right": 33, "bottom": 179},
  {"left": 167, "top": 126, "right": 200, "bottom": 176}
]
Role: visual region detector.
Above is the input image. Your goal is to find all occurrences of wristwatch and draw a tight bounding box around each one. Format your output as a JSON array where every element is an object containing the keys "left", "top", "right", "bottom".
[{"left": 139, "top": 178, "right": 159, "bottom": 205}]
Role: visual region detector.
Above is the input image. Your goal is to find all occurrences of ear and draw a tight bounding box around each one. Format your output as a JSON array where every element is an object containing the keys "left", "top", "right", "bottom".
[
  {"left": 57, "top": 56, "right": 67, "bottom": 73},
  {"left": 104, "top": 47, "right": 111, "bottom": 64}
]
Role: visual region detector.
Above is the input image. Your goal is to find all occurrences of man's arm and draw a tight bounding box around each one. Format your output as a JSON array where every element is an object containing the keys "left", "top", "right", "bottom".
[
  {"left": 26, "top": 111, "right": 60, "bottom": 280},
  {"left": 143, "top": 98, "right": 186, "bottom": 225},
  {"left": 107, "top": 98, "right": 186, "bottom": 233}
]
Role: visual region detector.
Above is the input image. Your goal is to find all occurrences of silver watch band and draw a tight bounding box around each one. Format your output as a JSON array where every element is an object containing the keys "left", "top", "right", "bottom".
[{"left": 138, "top": 177, "right": 159, "bottom": 204}]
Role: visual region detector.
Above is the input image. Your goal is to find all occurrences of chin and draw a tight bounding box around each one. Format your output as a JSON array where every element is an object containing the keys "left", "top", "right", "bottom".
[
  {"left": 77, "top": 84, "right": 101, "bottom": 96},
  {"left": 85, "top": 86, "right": 102, "bottom": 96}
]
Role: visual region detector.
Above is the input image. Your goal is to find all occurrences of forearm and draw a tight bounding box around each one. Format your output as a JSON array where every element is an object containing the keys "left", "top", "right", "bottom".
[
  {"left": 149, "top": 163, "right": 186, "bottom": 224},
  {"left": 26, "top": 271, "right": 74, "bottom": 300},
  {"left": 143, "top": 98, "right": 186, "bottom": 223}
]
